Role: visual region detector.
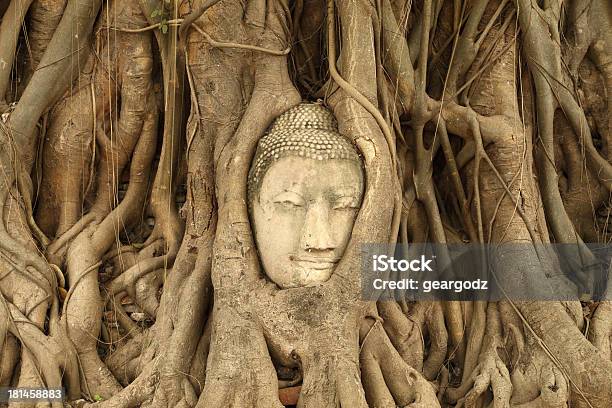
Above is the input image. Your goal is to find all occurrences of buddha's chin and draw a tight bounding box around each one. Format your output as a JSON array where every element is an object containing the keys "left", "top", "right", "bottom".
[{"left": 272, "top": 265, "right": 335, "bottom": 289}]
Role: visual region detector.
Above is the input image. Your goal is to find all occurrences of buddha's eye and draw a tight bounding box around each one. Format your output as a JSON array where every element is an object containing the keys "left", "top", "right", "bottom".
[
  {"left": 272, "top": 192, "right": 305, "bottom": 209},
  {"left": 332, "top": 196, "right": 359, "bottom": 210},
  {"left": 279, "top": 200, "right": 302, "bottom": 208}
]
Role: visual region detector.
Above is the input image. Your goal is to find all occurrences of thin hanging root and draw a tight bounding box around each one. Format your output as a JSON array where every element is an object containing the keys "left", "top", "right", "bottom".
[
  {"left": 438, "top": 120, "right": 478, "bottom": 242},
  {"left": 472, "top": 127, "right": 484, "bottom": 242},
  {"left": 179, "top": 0, "right": 222, "bottom": 38},
  {"left": 191, "top": 24, "right": 290, "bottom": 55},
  {"left": 466, "top": 117, "right": 542, "bottom": 245},
  {"left": 102, "top": 19, "right": 183, "bottom": 33}
]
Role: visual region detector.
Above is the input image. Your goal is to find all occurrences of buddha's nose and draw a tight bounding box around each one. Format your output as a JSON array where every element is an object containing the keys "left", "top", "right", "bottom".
[{"left": 300, "top": 202, "right": 336, "bottom": 251}]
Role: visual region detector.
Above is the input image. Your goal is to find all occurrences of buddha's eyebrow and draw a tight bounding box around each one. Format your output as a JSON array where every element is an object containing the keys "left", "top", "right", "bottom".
[
  {"left": 272, "top": 188, "right": 304, "bottom": 198},
  {"left": 330, "top": 188, "right": 359, "bottom": 198},
  {"left": 280, "top": 187, "right": 302, "bottom": 195},
  {"left": 267, "top": 185, "right": 298, "bottom": 194}
]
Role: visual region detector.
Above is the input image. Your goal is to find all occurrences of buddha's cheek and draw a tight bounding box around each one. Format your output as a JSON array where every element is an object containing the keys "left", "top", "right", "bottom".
[
  {"left": 252, "top": 204, "right": 305, "bottom": 284},
  {"left": 329, "top": 211, "right": 358, "bottom": 251}
]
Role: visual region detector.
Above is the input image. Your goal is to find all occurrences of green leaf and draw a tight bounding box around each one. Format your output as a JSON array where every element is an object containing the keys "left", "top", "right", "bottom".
[
  {"left": 161, "top": 23, "right": 168, "bottom": 34},
  {"left": 151, "top": 9, "right": 160, "bottom": 18},
  {"left": 94, "top": 395, "right": 103, "bottom": 402}
]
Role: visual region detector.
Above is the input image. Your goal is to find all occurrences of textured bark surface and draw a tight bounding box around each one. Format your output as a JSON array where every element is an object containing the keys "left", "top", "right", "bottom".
[{"left": 0, "top": 0, "right": 610, "bottom": 407}]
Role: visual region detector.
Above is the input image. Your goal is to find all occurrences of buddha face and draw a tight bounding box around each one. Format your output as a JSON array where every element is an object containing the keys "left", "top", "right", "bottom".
[{"left": 251, "top": 156, "right": 364, "bottom": 289}]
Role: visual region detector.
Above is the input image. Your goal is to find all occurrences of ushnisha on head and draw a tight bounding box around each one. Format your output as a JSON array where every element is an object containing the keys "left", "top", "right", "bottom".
[{"left": 248, "top": 102, "right": 365, "bottom": 289}]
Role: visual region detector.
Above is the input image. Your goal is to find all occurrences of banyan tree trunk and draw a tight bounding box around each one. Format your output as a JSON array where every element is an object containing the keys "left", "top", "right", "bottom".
[{"left": 0, "top": 0, "right": 610, "bottom": 407}]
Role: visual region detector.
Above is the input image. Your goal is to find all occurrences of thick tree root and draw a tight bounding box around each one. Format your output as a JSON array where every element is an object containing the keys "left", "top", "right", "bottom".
[{"left": 361, "top": 316, "right": 440, "bottom": 408}]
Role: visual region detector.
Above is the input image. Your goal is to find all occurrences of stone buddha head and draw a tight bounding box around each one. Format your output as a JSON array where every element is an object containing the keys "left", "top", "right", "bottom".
[{"left": 248, "top": 103, "right": 365, "bottom": 289}]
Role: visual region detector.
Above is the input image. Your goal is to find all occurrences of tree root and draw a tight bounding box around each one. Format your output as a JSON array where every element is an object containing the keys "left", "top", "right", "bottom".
[
  {"left": 361, "top": 316, "right": 441, "bottom": 408},
  {"left": 447, "top": 304, "right": 512, "bottom": 407},
  {"left": 63, "top": 98, "right": 157, "bottom": 399},
  {"left": 589, "top": 302, "right": 612, "bottom": 360}
]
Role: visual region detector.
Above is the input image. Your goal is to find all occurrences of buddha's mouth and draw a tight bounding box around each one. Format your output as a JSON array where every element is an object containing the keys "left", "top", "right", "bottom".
[{"left": 292, "top": 256, "right": 340, "bottom": 270}]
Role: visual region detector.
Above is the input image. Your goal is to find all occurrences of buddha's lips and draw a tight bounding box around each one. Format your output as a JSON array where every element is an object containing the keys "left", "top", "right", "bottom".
[{"left": 290, "top": 256, "right": 340, "bottom": 270}]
